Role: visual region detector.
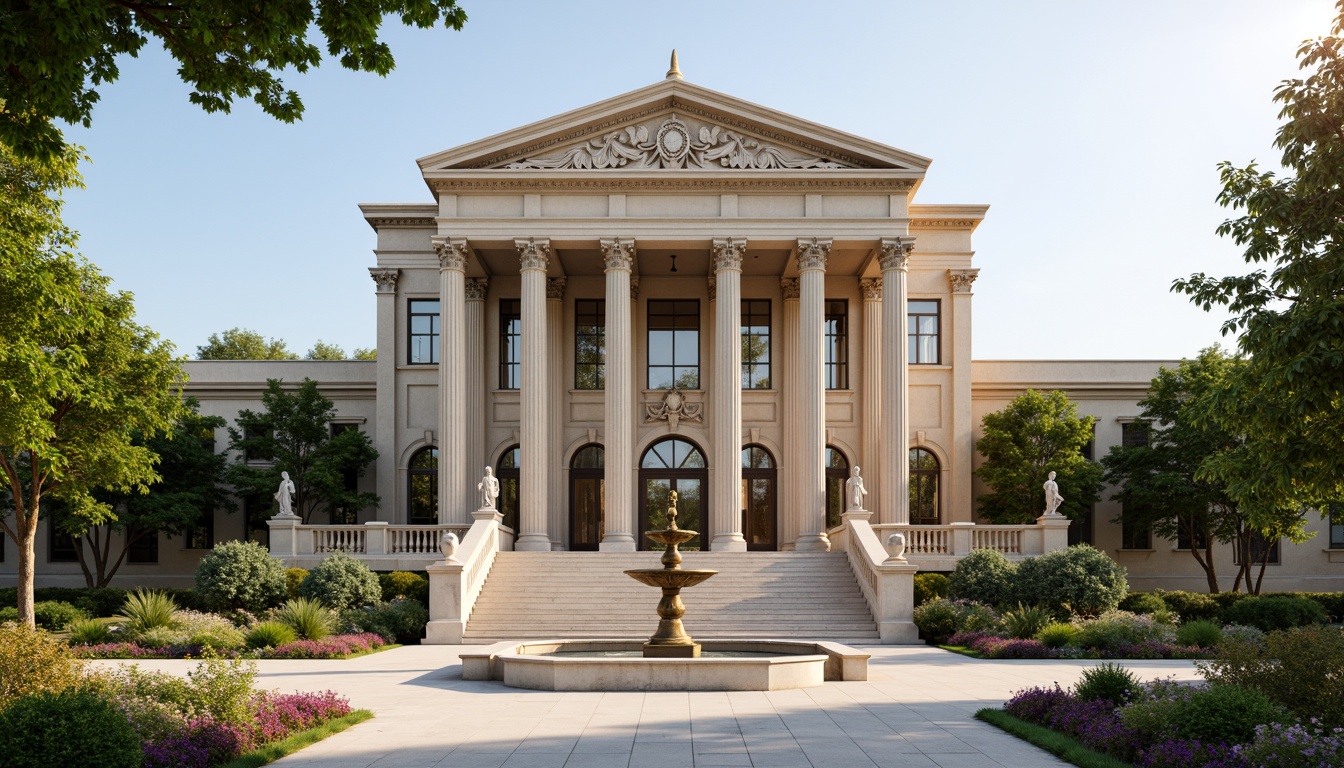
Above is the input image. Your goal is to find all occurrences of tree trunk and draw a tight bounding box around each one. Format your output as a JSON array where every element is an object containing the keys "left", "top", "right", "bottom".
[{"left": 17, "top": 516, "right": 37, "bottom": 628}]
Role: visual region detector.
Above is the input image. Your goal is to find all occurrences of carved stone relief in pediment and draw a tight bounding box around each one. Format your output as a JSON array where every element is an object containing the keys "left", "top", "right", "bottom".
[{"left": 502, "top": 113, "right": 853, "bottom": 170}]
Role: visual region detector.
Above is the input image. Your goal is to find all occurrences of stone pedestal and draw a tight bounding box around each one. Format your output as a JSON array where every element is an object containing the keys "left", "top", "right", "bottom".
[
  {"left": 1037, "top": 513, "right": 1072, "bottom": 553},
  {"left": 267, "top": 515, "right": 299, "bottom": 557}
]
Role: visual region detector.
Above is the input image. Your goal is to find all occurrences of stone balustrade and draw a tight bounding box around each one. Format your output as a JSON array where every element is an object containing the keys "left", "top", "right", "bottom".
[
  {"left": 868, "top": 517, "right": 1071, "bottom": 572},
  {"left": 839, "top": 508, "right": 919, "bottom": 643},
  {"left": 267, "top": 519, "right": 475, "bottom": 570}
]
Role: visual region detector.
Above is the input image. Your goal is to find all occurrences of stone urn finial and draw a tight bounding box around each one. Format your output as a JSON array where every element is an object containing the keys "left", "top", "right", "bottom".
[
  {"left": 440, "top": 531, "right": 460, "bottom": 562},
  {"left": 886, "top": 532, "right": 907, "bottom": 561}
]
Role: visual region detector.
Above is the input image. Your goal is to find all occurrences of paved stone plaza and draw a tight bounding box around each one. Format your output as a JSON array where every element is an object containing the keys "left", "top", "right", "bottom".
[{"left": 99, "top": 645, "right": 1198, "bottom": 767}]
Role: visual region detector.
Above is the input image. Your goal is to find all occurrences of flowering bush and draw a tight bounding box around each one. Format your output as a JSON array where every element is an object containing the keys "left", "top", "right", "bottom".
[
  {"left": 251, "top": 690, "right": 353, "bottom": 743},
  {"left": 266, "top": 633, "right": 385, "bottom": 659},
  {"left": 1135, "top": 738, "right": 1246, "bottom": 768},
  {"left": 1074, "top": 610, "right": 1177, "bottom": 651},
  {"left": 1234, "top": 720, "right": 1344, "bottom": 768}
]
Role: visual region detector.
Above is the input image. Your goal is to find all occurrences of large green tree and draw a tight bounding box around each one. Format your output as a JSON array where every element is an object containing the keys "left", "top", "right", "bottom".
[
  {"left": 55, "top": 399, "right": 231, "bottom": 587},
  {"left": 197, "top": 328, "right": 298, "bottom": 360},
  {"left": 1173, "top": 3, "right": 1344, "bottom": 511},
  {"left": 0, "top": 0, "right": 469, "bottom": 160},
  {"left": 974, "top": 389, "right": 1103, "bottom": 524},
  {"left": 225, "top": 379, "right": 379, "bottom": 525},
  {"left": 0, "top": 144, "right": 185, "bottom": 625}
]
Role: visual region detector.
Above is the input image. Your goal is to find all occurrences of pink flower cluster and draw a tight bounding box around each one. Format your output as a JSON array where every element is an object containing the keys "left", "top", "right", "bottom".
[
  {"left": 266, "top": 633, "right": 386, "bottom": 659},
  {"left": 251, "top": 691, "right": 354, "bottom": 743},
  {"left": 141, "top": 691, "right": 353, "bottom": 767}
]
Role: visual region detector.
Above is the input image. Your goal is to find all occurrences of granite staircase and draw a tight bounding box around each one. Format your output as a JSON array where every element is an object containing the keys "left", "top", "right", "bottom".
[{"left": 460, "top": 551, "right": 878, "bottom": 643}]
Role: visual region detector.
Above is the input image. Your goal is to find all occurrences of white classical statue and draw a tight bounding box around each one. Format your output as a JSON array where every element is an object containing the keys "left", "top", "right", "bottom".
[
  {"left": 478, "top": 466, "right": 500, "bottom": 510},
  {"left": 273, "top": 471, "right": 297, "bottom": 518},
  {"left": 1043, "top": 470, "right": 1065, "bottom": 516},
  {"left": 440, "top": 531, "right": 460, "bottom": 561},
  {"left": 845, "top": 465, "right": 869, "bottom": 511}
]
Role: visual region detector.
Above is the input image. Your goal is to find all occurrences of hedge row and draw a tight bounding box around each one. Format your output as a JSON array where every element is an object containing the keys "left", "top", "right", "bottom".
[{"left": 1123, "top": 589, "right": 1344, "bottom": 624}]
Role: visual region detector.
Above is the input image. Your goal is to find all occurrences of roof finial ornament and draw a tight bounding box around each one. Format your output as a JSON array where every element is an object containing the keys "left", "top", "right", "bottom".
[{"left": 666, "top": 49, "right": 682, "bottom": 80}]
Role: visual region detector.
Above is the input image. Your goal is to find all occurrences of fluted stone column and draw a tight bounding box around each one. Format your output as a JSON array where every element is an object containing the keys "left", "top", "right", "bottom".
[
  {"left": 880, "top": 237, "right": 915, "bottom": 525},
  {"left": 434, "top": 240, "right": 469, "bottom": 524},
  {"left": 547, "top": 277, "right": 567, "bottom": 549},
  {"left": 795, "top": 238, "right": 832, "bottom": 552},
  {"left": 514, "top": 238, "right": 552, "bottom": 551},
  {"left": 711, "top": 238, "right": 748, "bottom": 552},
  {"left": 465, "top": 278, "right": 488, "bottom": 514},
  {"left": 860, "top": 278, "right": 884, "bottom": 521},
  {"left": 600, "top": 239, "right": 637, "bottom": 551},
  {"left": 949, "top": 269, "right": 980, "bottom": 523},
  {"left": 779, "top": 278, "right": 800, "bottom": 550},
  {"left": 369, "top": 268, "right": 399, "bottom": 521}
]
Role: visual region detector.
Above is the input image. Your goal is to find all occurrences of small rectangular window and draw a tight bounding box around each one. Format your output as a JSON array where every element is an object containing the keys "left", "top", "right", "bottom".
[
  {"left": 1236, "top": 532, "right": 1281, "bottom": 565},
  {"left": 907, "top": 299, "right": 940, "bottom": 364},
  {"left": 1121, "top": 511, "right": 1151, "bottom": 549},
  {"left": 1121, "top": 421, "right": 1149, "bottom": 448},
  {"left": 243, "top": 425, "right": 273, "bottom": 462},
  {"left": 575, "top": 299, "right": 606, "bottom": 390},
  {"left": 1176, "top": 521, "right": 1209, "bottom": 551},
  {"left": 246, "top": 496, "right": 270, "bottom": 546},
  {"left": 1331, "top": 504, "right": 1344, "bottom": 549},
  {"left": 741, "top": 300, "right": 771, "bottom": 389},
  {"left": 128, "top": 528, "right": 159, "bottom": 564},
  {"left": 1068, "top": 506, "right": 1094, "bottom": 546},
  {"left": 48, "top": 519, "right": 78, "bottom": 563},
  {"left": 408, "top": 299, "right": 441, "bottom": 365},
  {"left": 647, "top": 300, "right": 700, "bottom": 390},
  {"left": 500, "top": 299, "right": 521, "bottom": 390},
  {"left": 187, "top": 511, "right": 215, "bottom": 550},
  {"left": 824, "top": 300, "right": 848, "bottom": 390}
]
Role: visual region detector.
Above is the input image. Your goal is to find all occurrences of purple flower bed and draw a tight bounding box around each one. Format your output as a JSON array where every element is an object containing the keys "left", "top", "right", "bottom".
[
  {"left": 1136, "top": 738, "right": 1246, "bottom": 768},
  {"left": 141, "top": 691, "right": 352, "bottom": 767},
  {"left": 72, "top": 633, "right": 386, "bottom": 660},
  {"left": 945, "top": 635, "right": 1208, "bottom": 661},
  {"left": 266, "top": 633, "right": 385, "bottom": 659}
]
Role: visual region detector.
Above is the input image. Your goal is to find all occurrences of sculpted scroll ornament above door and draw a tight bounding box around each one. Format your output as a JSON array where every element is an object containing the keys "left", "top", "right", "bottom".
[{"left": 504, "top": 114, "right": 853, "bottom": 170}]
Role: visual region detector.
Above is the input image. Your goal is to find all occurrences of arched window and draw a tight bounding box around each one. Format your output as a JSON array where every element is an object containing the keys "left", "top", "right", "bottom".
[
  {"left": 640, "top": 438, "right": 708, "bottom": 551},
  {"left": 496, "top": 445, "right": 520, "bottom": 532},
  {"left": 742, "top": 445, "right": 777, "bottom": 550},
  {"left": 910, "top": 448, "right": 940, "bottom": 525},
  {"left": 407, "top": 447, "right": 438, "bottom": 524},
  {"left": 570, "top": 444, "right": 604, "bottom": 550},
  {"left": 824, "top": 446, "right": 849, "bottom": 529}
]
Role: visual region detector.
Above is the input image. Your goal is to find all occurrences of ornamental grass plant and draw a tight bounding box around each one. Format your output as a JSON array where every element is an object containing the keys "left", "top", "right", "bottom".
[{"left": 275, "top": 598, "right": 338, "bottom": 641}]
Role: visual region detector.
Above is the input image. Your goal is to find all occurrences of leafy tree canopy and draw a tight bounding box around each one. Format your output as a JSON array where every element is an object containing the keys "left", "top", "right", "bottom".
[
  {"left": 1173, "top": 4, "right": 1344, "bottom": 509},
  {"left": 974, "top": 389, "right": 1102, "bottom": 524},
  {"left": 306, "top": 341, "right": 376, "bottom": 360},
  {"left": 197, "top": 328, "right": 297, "bottom": 360},
  {"left": 0, "top": 0, "right": 469, "bottom": 160}
]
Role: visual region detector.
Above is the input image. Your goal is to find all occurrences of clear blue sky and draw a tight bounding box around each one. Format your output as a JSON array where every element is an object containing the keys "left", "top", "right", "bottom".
[{"left": 59, "top": 0, "right": 1338, "bottom": 361}]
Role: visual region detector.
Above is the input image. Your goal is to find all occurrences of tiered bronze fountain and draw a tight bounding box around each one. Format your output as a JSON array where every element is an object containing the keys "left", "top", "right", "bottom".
[{"left": 624, "top": 491, "right": 718, "bottom": 658}]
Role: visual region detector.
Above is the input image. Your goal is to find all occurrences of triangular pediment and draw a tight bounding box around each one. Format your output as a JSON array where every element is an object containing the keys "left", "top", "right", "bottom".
[{"left": 418, "top": 78, "right": 930, "bottom": 174}]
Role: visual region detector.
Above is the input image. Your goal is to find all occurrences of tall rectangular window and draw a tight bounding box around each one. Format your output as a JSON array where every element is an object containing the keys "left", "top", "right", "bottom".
[
  {"left": 1236, "top": 532, "right": 1281, "bottom": 565},
  {"left": 824, "top": 300, "right": 848, "bottom": 390},
  {"left": 1122, "top": 514, "right": 1152, "bottom": 549},
  {"left": 128, "top": 528, "right": 159, "bottom": 564},
  {"left": 48, "top": 519, "right": 78, "bottom": 563},
  {"left": 741, "top": 300, "right": 771, "bottom": 389},
  {"left": 908, "top": 300, "right": 940, "bottom": 364},
  {"left": 499, "top": 299, "right": 521, "bottom": 390},
  {"left": 1176, "top": 520, "right": 1209, "bottom": 551},
  {"left": 187, "top": 511, "right": 215, "bottom": 550},
  {"left": 575, "top": 299, "right": 606, "bottom": 390},
  {"left": 647, "top": 300, "right": 700, "bottom": 389},
  {"left": 408, "top": 299, "right": 440, "bottom": 365},
  {"left": 1332, "top": 504, "right": 1344, "bottom": 549},
  {"left": 329, "top": 423, "right": 361, "bottom": 524}
]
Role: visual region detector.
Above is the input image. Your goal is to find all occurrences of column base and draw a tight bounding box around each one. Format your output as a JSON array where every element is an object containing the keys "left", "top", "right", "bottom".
[
  {"left": 599, "top": 535, "right": 637, "bottom": 552},
  {"left": 794, "top": 534, "right": 831, "bottom": 552},
  {"left": 514, "top": 534, "right": 553, "bottom": 552},
  {"left": 710, "top": 534, "right": 747, "bottom": 552}
]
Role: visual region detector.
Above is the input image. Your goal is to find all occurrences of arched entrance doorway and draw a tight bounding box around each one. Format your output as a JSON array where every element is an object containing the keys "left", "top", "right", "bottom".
[
  {"left": 639, "top": 437, "right": 707, "bottom": 551},
  {"left": 496, "top": 445, "right": 520, "bottom": 533},
  {"left": 910, "top": 448, "right": 940, "bottom": 525},
  {"left": 569, "top": 444, "right": 604, "bottom": 551},
  {"left": 742, "top": 445, "right": 777, "bottom": 551},
  {"left": 824, "top": 445, "right": 849, "bottom": 530},
  {"left": 407, "top": 446, "right": 437, "bottom": 525}
]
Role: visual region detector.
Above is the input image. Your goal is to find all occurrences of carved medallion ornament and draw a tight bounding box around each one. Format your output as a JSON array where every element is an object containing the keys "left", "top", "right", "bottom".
[
  {"left": 860, "top": 277, "right": 883, "bottom": 302},
  {"left": 601, "top": 238, "right": 636, "bottom": 271},
  {"left": 369, "top": 268, "right": 399, "bottom": 293},
  {"left": 645, "top": 386, "right": 703, "bottom": 431},
  {"left": 434, "top": 240, "right": 470, "bottom": 271},
  {"left": 780, "top": 278, "right": 800, "bottom": 300},
  {"left": 515, "top": 238, "right": 551, "bottom": 271},
  {"left": 505, "top": 114, "right": 850, "bottom": 170},
  {"left": 948, "top": 268, "right": 980, "bottom": 293},
  {"left": 796, "top": 238, "right": 832, "bottom": 272},
  {"left": 547, "top": 278, "right": 567, "bottom": 300},
  {"left": 712, "top": 237, "right": 746, "bottom": 272},
  {"left": 878, "top": 237, "right": 915, "bottom": 272},
  {"left": 465, "top": 278, "right": 489, "bottom": 301}
]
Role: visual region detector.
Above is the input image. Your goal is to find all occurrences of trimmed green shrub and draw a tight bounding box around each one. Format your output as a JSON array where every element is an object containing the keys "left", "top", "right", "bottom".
[
  {"left": 246, "top": 620, "right": 298, "bottom": 649},
  {"left": 1221, "top": 594, "right": 1327, "bottom": 632},
  {"left": 195, "top": 539, "right": 289, "bottom": 613},
  {"left": 378, "top": 571, "right": 430, "bottom": 605},
  {"left": 299, "top": 552, "right": 382, "bottom": 611},
  {"left": 0, "top": 690, "right": 141, "bottom": 768},
  {"left": 1075, "top": 662, "right": 1140, "bottom": 704},
  {"left": 1073, "top": 610, "right": 1175, "bottom": 651},
  {"left": 276, "top": 598, "right": 338, "bottom": 640},
  {"left": 160, "top": 588, "right": 209, "bottom": 613},
  {"left": 32, "top": 600, "right": 88, "bottom": 632},
  {"left": 1035, "top": 622, "right": 1079, "bottom": 648},
  {"left": 1280, "top": 591, "right": 1344, "bottom": 622},
  {"left": 1000, "top": 603, "right": 1053, "bottom": 640},
  {"left": 0, "top": 606, "right": 18, "bottom": 623},
  {"left": 1154, "top": 590, "right": 1220, "bottom": 623},
  {"left": 1211, "top": 590, "right": 1250, "bottom": 613},
  {"left": 0, "top": 587, "right": 128, "bottom": 617},
  {"left": 913, "top": 598, "right": 999, "bottom": 643},
  {"left": 1119, "top": 592, "right": 1166, "bottom": 616},
  {"left": 913, "top": 573, "right": 949, "bottom": 607},
  {"left": 1119, "top": 679, "right": 1198, "bottom": 740},
  {"left": 1170, "top": 684, "right": 1288, "bottom": 744},
  {"left": 948, "top": 549, "right": 1018, "bottom": 607},
  {"left": 1199, "top": 625, "right": 1344, "bottom": 726},
  {"left": 342, "top": 598, "right": 428, "bottom": 644},
  {"left": 0, "top": 623, "right": 87, "bottom": 709},
  {"left": 1175, "top": 619, "right": 1222, "bottom": 648},
  {"left": 1015, "top": 544, "right": 1127, "bottom": 616},
  {"left": 67, "top": 618, "right": 113, "bottom": 645},
  {"left": 286, "top": 567, "right": 309, "bottom": 599}
]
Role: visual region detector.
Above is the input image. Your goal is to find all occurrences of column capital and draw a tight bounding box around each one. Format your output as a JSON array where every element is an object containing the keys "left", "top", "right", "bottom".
[
  {"left": 948, "top": 268, "right": 980, "bottom": 293},
  {"left": 434, "top": 238, "right": 470, "bottom": 272},
  {"left": 369, "top": 268, "right": 399, "bottom": 294},
  {"left": 860, "top": 277, "right": 883, "bottom": 302},
  {"left": 878, "top": 237, "right": 915, "bottom": 272},
  {"left": 465, "top": 277, "right": 489, "bottom": 301},
  {"left": 711, "top": 237, "right": 747, "bottom": 272},
  {"left": 795, "top": 238, "right": 832, "bottom": 272},
  {"left": 780, "top": 277, "right": 800, "bottom": 300},
  {"left": 515, "top": 237, "right": 552, "bottom": 271},
  {"left": 546, "top": 277, "right": 567, "bottom": 300},
  {"left": 600, "top": 238, "right": 636, "bottom": 271}
]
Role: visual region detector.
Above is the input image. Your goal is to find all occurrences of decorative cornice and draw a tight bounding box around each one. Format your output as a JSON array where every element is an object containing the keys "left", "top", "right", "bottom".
[
  {"left": 429, "top": 178, "right": 915, "bottom": 193},
  {"left": 948, "top": 268, "right": 980, "bottom": 293},
  {"left": 796, "top": 238, "right": 832, "bottom": 272},
  {"left": 911, "top": 218, "right": 982, "bottom": 229},
  {"left": 860, "top": 277, "right": 882, "bottom": 302},
  {"left": 515, "top": 237, "right": 551, "bottom": 272},
  {"left": 630, "top": 276, "right": 640, "bottom": 301},
  {"left": 547, "top": 277, "right": 567, "bottom": 300},
  {"left": 878, "top": 237, "right": 915, "bottom": 272},
  {"left": 600, "top": 238, "right": 636, "bottom": 271},
  {"left": 465, "top": 278, "right": 489, "bottom": 301},
  {"left": 780, "top": 277, "right": 800, "bottom": 300},
  {"left": 369, "top": 268, "right": 399, "bottom": 294},
  {"left": 433, "top": 239, "right": 470, "bottom": 271},
  {"left": 366, "top": 217, "right": 436, "bottom": 228},
  {"left": 711, "top": 237, "right": 746, "bottom": 272}
]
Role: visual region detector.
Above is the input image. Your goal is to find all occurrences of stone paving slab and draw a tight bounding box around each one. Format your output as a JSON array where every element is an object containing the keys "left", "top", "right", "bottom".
[{"left": 95, "top": 646, "right": 1201, "bottom": 768}]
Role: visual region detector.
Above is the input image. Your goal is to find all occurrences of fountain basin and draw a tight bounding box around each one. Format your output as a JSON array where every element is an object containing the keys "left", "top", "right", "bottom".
[
  {"left": 623, "top": 568, "right": 718, "bottom": 589},
  {"left": 460, "top": 639, "right": 869, "bottom": 691}
]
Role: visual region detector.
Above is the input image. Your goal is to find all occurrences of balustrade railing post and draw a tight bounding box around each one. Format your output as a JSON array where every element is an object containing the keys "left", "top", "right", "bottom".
[
  {"left": 950, "top": 522, "right": 975, "bottom": 556},
  {"left": 365, "top": 521, "right": 389, "bottom": 555}
]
